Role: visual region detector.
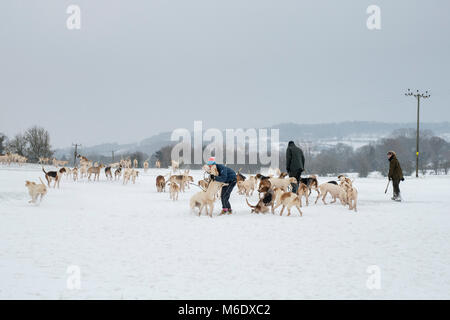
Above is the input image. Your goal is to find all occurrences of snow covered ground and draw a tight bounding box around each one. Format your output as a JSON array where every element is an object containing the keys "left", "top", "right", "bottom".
[{"left": 1, "top": 164, "right": 449, "bottom": 299}]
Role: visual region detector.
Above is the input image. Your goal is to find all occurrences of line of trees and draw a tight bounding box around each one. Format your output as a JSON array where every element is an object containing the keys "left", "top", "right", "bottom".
[
  {"left": 304, "top": 129, "right": 450, "bottom": 177},
  {"left": 151, "top": 129, "right": 450, "bottom": 177},
  {"left": 0, "top": 126, "right": 53, "bottom": 162}
]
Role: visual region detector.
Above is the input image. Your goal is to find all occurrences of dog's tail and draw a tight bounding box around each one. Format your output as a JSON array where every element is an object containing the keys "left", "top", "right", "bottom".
[
  {"left": 42, "top": 167, "right": 47, "bottom": 174},
  {"left": 245, "top": 198, "right": 257, "bottom": 209}
]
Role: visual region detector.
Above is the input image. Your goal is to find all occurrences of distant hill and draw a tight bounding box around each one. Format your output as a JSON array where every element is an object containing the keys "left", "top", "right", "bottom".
[
  {"left": 271, "top": 121, "right": 450, "bottom": 141},
  {"left": 54, "top": 121, "right": 450, "bottom": 159}
]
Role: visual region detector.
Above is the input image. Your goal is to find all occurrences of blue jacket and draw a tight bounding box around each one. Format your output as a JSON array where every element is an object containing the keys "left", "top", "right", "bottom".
[{"left": 214, "top": 164, "right": 237, "bottom": 183}]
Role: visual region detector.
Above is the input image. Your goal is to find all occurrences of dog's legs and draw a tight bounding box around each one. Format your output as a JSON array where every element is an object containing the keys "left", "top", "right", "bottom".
[
  {"left": 279, "top": 205, "right": 286, "bottom": 216},
  {"left": 315, "top": 190, "right": 321, "bottom": 204},
  {"left": 296, "top": 205, "right": 303, "bottom": 217},
  {"left": 272, "top": 202, "right": 282, "bottom": 214},
  {"left": 322, "top": 191, "right": 328, "bottom": 204}
]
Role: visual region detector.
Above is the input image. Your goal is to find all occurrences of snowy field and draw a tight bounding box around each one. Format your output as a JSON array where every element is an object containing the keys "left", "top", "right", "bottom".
[{"left": 0, "top": 164, "right": 449, "bottom": 299}]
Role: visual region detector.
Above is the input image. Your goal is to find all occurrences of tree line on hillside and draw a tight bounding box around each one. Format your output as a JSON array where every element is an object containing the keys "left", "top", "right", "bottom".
[
  {"left": 0, "top": 126, "right": 53, "bottom": 162},
  {"left": 151, "top": 129, "right": 450, "bottom": 177}
]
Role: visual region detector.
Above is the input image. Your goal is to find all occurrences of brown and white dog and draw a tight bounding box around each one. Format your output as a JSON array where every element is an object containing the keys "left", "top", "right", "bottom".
[
  {"left": 237, "top": 176, "right": 256, "bottom": 196},
  {"left": 72, "top": 167, "right": 78, "bottom": 181},
  {"left": 25, "top": 178, "right": 48, "bottom": 204},
  {"left": 338, "top": 174, "right": 353, "bottom": 187},
  {"left": 168, "top": 182, "right": 180, "bottom": 201},
  {"left": 272, "top": 188, "right": 303, "bottom": 216},
  {"left": 299, "top": 175, "right": 319, "bottom": 196},
  {"left": 296, "top": 182, "right": 310, "bottom": 206},
  {"left": 315, "top": 182, "right": 347, "bottom": 205},
  {"left": 341, "top": 181, "right": 358, "bottom": 212},
  {"left": 198, "top": 179, "right": 209, "bottom": 190},
  {"left": 114, "top": 166, "right": 122, "bottom": 180},
  {"left": 190, "top": 181, "right": 227, "bottom": 217},
  {"left": 246, "top": 185, "right": 274, "bottom": 214},
  {"left": 42, "top": 167, "right": 62, "bottom": 188},
  {"left": 88, "top": 164, "right": 105, "bottom": 181},
  {"left": 105, "top": 166, "right": 113, "bottom": 180},
  {"left": 156, "top": 175, "right": 166, "bottom": 192},
  {"left": 269, "top": 177, "right": 298, "bottom": 192}
]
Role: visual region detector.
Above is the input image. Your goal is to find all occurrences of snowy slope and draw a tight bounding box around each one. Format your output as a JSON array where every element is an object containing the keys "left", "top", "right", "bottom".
[{"left": 0, "top": 165, "right": 449, "bottom": 299}]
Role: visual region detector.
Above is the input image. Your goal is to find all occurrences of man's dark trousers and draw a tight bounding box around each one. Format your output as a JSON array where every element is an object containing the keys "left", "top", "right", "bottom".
[
  {"left": 392, "top": 179, "right": 401, "bottom": 197},
  {"left": 221, "top": 180, "right": 236, "bottom": 209},
  {"left": 289, "top": 170, "right": 302, "bottom": 194}
]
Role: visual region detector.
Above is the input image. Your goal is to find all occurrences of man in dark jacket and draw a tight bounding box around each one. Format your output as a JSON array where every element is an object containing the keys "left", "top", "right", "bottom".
[
  {"left": 207, "top": 157, "right": 237, "bottom": 215},
  {"left": 286, "top": 141, "right": 305, "bottom": 193},
  {"left": 387, "top": 151, "right": 404, "bottom": 201}
]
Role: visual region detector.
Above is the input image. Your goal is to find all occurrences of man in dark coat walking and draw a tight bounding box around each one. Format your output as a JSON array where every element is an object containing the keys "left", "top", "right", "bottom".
[
  {"left": 387, "top": 151, "right": 404, "bottom": 201},
  {"left": 286, "top": 141, "right": 305, "bottom": 193}
]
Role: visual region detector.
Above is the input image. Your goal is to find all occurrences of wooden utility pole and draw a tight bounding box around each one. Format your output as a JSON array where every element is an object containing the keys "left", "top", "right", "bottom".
[
  {"left": 72, "top": 143, "right": 81, "bottom": 167},
  {"left": 405, "top": 89, "right": 430, "bottom": 178}
]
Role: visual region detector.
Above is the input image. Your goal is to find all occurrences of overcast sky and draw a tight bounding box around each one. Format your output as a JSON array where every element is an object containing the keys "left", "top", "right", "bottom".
[{"left": 0, "top": 0, "right": 449, "bottom": 148}]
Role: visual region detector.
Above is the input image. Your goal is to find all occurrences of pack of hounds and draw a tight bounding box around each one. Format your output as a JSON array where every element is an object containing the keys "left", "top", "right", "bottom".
[
  {"left": 156, "top": 164, "right": 358, "bottom": 217},
  {"left": 23, "top": 156, "right": 357, "bottom": 215},
  {"left": 24, "top": 155, "right": 150, "bottom": 205}
]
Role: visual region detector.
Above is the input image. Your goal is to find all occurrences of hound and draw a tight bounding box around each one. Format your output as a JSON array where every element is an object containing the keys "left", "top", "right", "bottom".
[
  {"left": 342, "top": 181, "right": 358, "bottom": 212},
  {"left": 246, "top": 185, "right": 274, "bottom": 214},
  {"left": 315, "top": 182, "right": 347, "bottom": 205},
  {"left": 156, "top": 175, "right": 166, "bottom": 192},
  {"left": 269, "top": 177, "right": 298, "bottom": 192},
  {"left": 190, "top": 181, "right": 227, "bottom": 217},
  {"left": 87, "top": 164, "right": 105, "bottom": 181},
  {"left": 72, "top": 167, "right": 78, "bottom": 181},
  {"left": 237, "top": 176, "right": 256, "bottom": 196},
  {"left": 299, "top": 175, "right": 319, "bottom": 196},
  {"left": 42, "top": 167, "right": 62, "bottom": 188},
  {"left": 272, "top": 188, "right": 303, "bottom": 216},
  {"left": 105, "top": 166, "right": 113, "bottom": 180},
  {"left": 168, "top": 182, "right": 180, "bottom": 201},
  {"left": 25, "top": 178, "right": 48, "bottom": 204},
  {"left": 114, "top": 166, "right": 122, "bottom": 180}
]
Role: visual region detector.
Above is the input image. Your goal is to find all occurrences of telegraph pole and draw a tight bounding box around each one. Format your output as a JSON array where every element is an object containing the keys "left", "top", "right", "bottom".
[
  {"left": 404, "top": 89, "right": 430, "bottom": 178},
  {"left": 72, "top": 143, "right": 81, "bottom": 167},
  {"left": 111, "top": 150, "right": 115, "bottom": 162}
]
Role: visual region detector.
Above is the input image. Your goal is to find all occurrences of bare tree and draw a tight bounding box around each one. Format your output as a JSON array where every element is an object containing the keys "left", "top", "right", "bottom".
[
  {"left": 6, "top": 133, "right": 27, "bottom": 156},
  {"left": 0, "top": 133, "right": 7, "bottom": 154},
  {"left": 24, "top": 126, "right": 53, "bottom": 162},
  {"left": 428, "top": 136, "right": 447, "bottom": 175}
]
